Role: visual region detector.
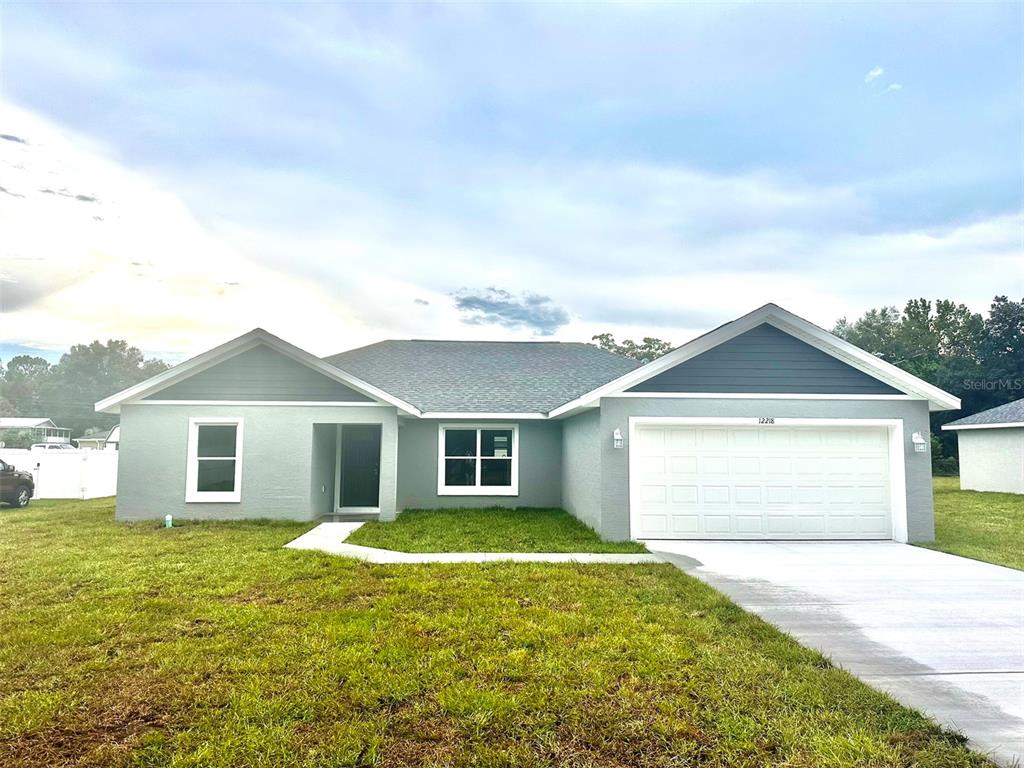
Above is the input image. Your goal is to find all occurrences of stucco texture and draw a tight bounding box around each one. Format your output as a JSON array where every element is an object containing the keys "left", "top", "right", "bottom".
[{"left": 116, "top": 404, "right": 399, "bottom": 522}]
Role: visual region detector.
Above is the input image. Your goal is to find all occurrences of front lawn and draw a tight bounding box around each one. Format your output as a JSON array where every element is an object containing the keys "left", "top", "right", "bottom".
[
  {"left": 0, "top": 499, "right": 988, "bottom": 767},
  {"left": 347, "top": 507, "right": 649, "bottom": 553},
  {"left": 920, "top": 477, "right": 1024, "bottom": 570}
]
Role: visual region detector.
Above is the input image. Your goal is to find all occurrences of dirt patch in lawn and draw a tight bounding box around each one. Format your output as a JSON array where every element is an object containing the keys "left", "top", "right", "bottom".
[{"left": 0, "top": 678, "right": 171, "bottom": 768}]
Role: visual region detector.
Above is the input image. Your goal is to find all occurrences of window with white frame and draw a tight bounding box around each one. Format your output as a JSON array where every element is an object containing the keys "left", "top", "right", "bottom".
[
  {"left": 186, "top": 417, "right": 244, "bottom": 502},
  {"left": 437, "top": 424, "right": 518, "bottom": 495}
]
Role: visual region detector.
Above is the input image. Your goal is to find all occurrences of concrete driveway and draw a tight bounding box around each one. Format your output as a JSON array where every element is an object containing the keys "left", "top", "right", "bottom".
[{"left": 646, "top": 541, "right": 1024, "bottom": 766}]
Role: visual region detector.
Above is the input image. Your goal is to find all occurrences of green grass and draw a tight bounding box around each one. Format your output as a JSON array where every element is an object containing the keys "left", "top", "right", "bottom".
[
  {"left": 347, "top": 507, "right": 649, "bottom": 554},
  {"left": 0, "top": 498, "right": 990, "bottom": 767},
  {"left": 919, "top": 477, "right": 1024, "bottom": 570}
]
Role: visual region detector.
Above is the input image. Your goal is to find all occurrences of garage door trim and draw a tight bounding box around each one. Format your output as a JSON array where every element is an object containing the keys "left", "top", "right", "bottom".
[{"left": 627, "top": 417, "right": 908, "bottom": 542}]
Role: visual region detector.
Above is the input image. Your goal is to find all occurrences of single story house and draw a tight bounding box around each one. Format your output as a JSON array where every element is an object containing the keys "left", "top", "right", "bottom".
[
  {"left": 75, "top": 425, "right": 120, "bottom": 451},
  {"left": 942, "top": 398, "right": 1024, "bottom": 494},
  {"left": 97, "top": 303, "right": 959, "bottom": 542},
  {"left": 0, "top": 417, "right": 72, "bottom": 445}
]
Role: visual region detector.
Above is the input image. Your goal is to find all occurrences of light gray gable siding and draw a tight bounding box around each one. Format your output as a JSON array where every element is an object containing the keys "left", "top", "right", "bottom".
[
  {"left": 627, "top": 323, "right": 902, "bottom": 395},
  {"left": 145, "top": 345, "right": 373, "bottom": 402}
]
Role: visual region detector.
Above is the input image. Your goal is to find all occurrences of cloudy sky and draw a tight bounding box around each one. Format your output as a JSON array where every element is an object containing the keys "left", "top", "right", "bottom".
[{"left": 1, "top": 3, "right": 1021, "bottom": 363}]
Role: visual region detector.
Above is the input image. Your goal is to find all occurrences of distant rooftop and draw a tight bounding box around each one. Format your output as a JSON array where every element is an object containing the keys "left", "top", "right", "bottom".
[
  {"left": 326, "top": 340, "right": 640, "bottom": 413},
  {"left": 944, "top": 397, "right": 1024, "bottom": 429},
  {"left": 0, "top": 417, "right": 59, "bottom": 429}
]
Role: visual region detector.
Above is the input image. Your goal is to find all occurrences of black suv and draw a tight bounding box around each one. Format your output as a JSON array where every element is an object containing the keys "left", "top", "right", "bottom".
[{"left": 0, "top": 460, "right": 34, "bottom": 507}]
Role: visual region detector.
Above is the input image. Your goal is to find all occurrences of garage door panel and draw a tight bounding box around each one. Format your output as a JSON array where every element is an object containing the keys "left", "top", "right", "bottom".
[
  {"left": 703, "top": 515, "right": 732, "bottom": 533},
  {"left": 670, "top": 485, "right": 698, "bottom": 505},
  {"left": 637, "top": 455, "right": 666, "bottom": 476},
  {"left": 735, "top": 486, "right": 762, "bottom": 504},
  {"left": 672, "top": 516, "right": 699, "bottom": 534},
  {"left": 702, "top": 485, "right": 730, "bottom": 504},
  {"left": 633, "top": 424, "right": 893, "bottom": 540},
  {"left": 668, "top": 455, "right": 698, "bottom": 475},
  {"left": 734, "top": 516, "right": 763, "bottom": 534},
  {"left": 701, "top": 456, "right": 729, "bottom": 475},
  {"left": 638, "top": 484, "right": 667, "bottom": 504},
  {"left": 733, "top": 456, "right": 761, "bottom": 476}
]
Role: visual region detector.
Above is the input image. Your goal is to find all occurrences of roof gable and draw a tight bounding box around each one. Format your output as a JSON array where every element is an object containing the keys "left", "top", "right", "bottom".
[
  {"left": 95, "top": 329, "right": 420, "bottom": 415},
  {"left": 144, "top": 345, "right": 373, "bottom": 403},
  {"left": 628, "top": 323, "right": 902, "bottom": 395},
  {"left": 550, "top": 304, "right": 960, "bottom": 416}
]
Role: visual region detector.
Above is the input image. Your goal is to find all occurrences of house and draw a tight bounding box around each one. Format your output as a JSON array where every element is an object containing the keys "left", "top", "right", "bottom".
[
  {"left": 75, "top": 425, "right": 120, "bottom": 451},
  {"left": 0, "top": 417, "right": 72, "bottom": 446},
  {"left": 96, "top": 303, "right": 960, "bottom": 542},
  {"left": 942, "top": 398, "right": 1024, "bottom": 494}
]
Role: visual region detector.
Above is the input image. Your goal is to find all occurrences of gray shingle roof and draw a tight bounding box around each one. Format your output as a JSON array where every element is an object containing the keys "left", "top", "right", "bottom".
[
  {"left": 944, "top": 397, "right": 1024, "bottom": 429},
  {"left": 325, "top": 340, "right": 641, "bottom": 413}
]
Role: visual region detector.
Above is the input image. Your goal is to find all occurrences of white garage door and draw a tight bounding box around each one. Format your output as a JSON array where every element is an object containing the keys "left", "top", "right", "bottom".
[{"left": 631, "top": 423, "right": 892, "bottom": 540}]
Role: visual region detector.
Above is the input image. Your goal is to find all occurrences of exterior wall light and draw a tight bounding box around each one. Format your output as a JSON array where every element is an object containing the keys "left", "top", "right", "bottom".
[
  {"left": 911, "top": 432, "right": 928, "bottom": 453},
  {"left": 613, "top": 428, "right": 624, "bottom": 449}
]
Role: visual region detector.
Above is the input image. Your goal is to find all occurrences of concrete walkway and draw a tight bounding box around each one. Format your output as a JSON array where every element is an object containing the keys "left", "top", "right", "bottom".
[
  {"left": 647, "top": 540, "right": 1024, "bottom": 766},
  {"left": 284, "top": 522, "right": 661, "bottom": 564}
]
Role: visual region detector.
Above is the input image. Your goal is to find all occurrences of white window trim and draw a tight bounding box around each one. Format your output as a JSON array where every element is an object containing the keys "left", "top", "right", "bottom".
[
  {"left": 436, "top": 423, "right": 519, "bottom": 496},
  {"left": 185, "top": 417, "right": 244, "bottom": 503}
]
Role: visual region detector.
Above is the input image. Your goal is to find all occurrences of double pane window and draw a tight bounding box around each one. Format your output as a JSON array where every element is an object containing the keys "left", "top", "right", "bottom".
[
  {"left": 439, "top": 426, "right": 517, "bottom": 495},
  {"left": 187, "top": 418, "right": 243, "bottom": 502}
]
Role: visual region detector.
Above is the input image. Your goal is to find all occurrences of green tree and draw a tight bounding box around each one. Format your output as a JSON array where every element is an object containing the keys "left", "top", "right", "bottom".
[
  {"left": 833, "top": 297, "right": 1021, "bottom": 475},
  {"left": 39, "top": 340, "right": 169, "bottom": 438},
  {"left": 0, "top": 355, "right": 52, "bottom": 415},
  {"left": 980, "top": 295, "right": 1024, "bottom": 395},
  {"left": 591, "top": 333, "right": 674, "bottom": 363}
]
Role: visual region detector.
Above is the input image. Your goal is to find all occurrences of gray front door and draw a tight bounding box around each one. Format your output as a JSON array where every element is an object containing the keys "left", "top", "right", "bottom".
[{"left": 340, "top": 425, "right": 381, "bottom": 508}]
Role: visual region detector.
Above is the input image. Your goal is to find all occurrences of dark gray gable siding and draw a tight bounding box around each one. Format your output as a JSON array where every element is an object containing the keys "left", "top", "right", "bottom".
[
  {"left": 627, "top": 323, "right": 902, "bottom": 395},
  {"left": 144, "top": 345, "right": 373, "bottom": 402}
]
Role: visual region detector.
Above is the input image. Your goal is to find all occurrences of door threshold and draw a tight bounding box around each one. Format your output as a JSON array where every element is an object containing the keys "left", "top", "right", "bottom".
[{"left": 326, "top": 507, "right": 381, "bottom": 522}]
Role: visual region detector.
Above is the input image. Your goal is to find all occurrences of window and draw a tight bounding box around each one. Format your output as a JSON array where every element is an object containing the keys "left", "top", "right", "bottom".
[
  {"left": 186, "top": 417, "right": 243, "bottom": 502},
  {"left": 437, "top": 424, "right": 518, "bottom": 495}
]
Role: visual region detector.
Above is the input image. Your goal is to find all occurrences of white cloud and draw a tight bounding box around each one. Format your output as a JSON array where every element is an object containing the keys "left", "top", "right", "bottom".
[
  {"left": 865, "top": 65, "right": 884, "bottom": 83},
  {"left": 883, "top": 83, "right": 903, "bottom": 94},
  {"left": 1, "top": 101, "right": 1017, "bottom": 362}
]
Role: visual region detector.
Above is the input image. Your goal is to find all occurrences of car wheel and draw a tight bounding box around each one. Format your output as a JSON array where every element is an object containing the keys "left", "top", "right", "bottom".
[{"left": 14, "top": 486, "right": 30, "bottom": 508}]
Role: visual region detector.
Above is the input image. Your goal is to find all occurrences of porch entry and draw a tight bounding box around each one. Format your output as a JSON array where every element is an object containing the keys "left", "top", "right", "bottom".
[{"left": 335, "top": 424, "right": 381, "bottom": 512}]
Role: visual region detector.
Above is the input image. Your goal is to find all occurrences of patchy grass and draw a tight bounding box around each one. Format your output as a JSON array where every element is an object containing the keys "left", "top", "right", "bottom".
[
  {"left": 0, "top": 498, "right": 990, "bottom": 767},
  {"left": 347, "top": 507, "right": 649, "bottom": 553},
  {"left": 920, "top": 477, "right": 1024, "bottom": 570}
]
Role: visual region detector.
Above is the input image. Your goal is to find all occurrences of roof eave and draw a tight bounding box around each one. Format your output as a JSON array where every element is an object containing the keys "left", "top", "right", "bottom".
[{"left": 942, "top": 421, "right": 1024, "bottom": 431}]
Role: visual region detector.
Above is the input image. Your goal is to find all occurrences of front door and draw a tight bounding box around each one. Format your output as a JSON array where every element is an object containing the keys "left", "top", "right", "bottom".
[{"left": 340, "top": 425, "right": 381, "bottom": 508}]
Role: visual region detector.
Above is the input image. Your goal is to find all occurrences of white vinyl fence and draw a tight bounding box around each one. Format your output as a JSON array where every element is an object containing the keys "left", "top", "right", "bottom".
[{"left": 0, "top": 449, "right": 118, "bottom": 500}]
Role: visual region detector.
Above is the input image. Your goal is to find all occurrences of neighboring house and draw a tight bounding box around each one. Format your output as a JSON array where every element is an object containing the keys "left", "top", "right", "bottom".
[
  {"left": 96, "top": 303, "right": 959, "bottom": 542},
  {"left": 75, "top": 425, "right": 120, "bottom": 451},
  {"left": 942, "top": 398, "right": 1024, "bottom": 494},
  {"left": 0, "top": 417, "right": 72, "bottom": 445}
]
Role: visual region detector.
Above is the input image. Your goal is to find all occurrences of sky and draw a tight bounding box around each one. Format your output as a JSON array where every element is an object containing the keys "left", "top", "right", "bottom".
[{"left": 0, "top": 2, "right": 1021, "bottom": 363}]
